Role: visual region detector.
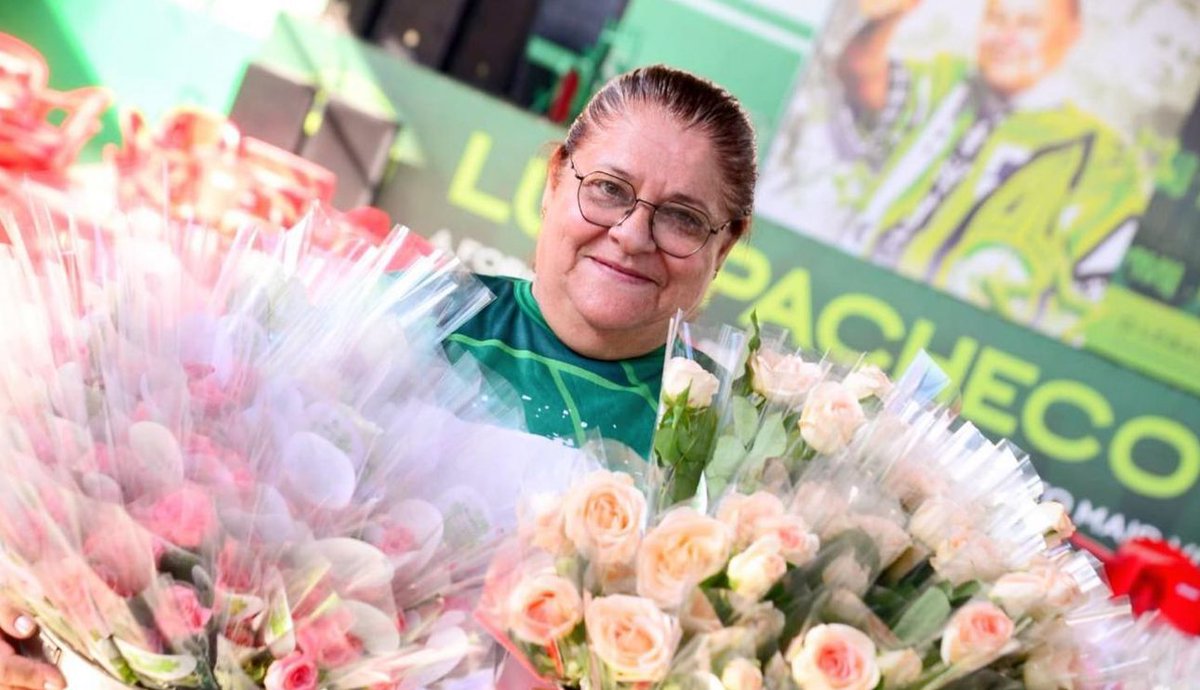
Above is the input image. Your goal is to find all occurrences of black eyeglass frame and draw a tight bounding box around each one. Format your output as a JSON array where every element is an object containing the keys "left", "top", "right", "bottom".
[{"left": 567, "top": 154, "right": 736, "bottom": 259}]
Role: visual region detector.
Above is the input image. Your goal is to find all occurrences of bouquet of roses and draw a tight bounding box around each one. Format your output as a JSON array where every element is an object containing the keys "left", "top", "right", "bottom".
[
  {"left": 480, "top": 316, "right": 1146, "bottom": 689},
  {"left": 0, "top": 200, "right": 578, "bottom": 689}
]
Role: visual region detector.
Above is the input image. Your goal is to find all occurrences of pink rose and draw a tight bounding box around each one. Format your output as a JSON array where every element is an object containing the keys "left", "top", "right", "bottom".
[
  {"left": 296, "top": 611, "right": 364, "bottom": 668},
  {"left": 156, "top": 584, "right": 212, "bottom": 640},
  {"left": 265, "top": 651, "right": 318, "bottom": 690},
  {"left": 507, "top": 572, "right": 583, "bottom": 645},
  {"left": 754, "top": 514, "right": 820, "bottom": 566},
  {"left": 798, "top": 382, "right": 867, "bottom": 454},
  {"left": 940, "top": 601, "right": 1016, "bottom": 668},
  {"left": 374, "top": 523, "right": 417, "bottom": 556},
  {"left": 217, "top": 539, "right": 259, "bottom": 592},
  {"left": 83, "top": 513, "right": 156, "bottom": 597},
  {"left": 142, "top": 483, "right": 216, "bottom": 549},
  {"left": 789, "top": 623, "right": 880, "bottom": 690}
]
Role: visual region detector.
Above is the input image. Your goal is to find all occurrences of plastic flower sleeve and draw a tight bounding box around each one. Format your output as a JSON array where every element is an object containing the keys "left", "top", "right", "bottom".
[
  {"left": 0, "top": 196, "right": 571, "bottom": 690},
  {"left": 651, "top": 310, "right": 747, "bottom": 510}
]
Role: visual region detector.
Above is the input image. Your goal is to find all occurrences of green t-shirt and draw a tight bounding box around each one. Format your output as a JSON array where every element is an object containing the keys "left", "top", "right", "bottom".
[{"left": 446, "top": 274, "right": 664, "bottom": 456}]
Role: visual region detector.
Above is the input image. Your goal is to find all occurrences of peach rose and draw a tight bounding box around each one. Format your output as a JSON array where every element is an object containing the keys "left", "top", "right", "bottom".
[
  {"left": 679, "top": 589, "right": 722, "bottom": 634},
  {"left": 521, "top": 497, "right": 572, "bottom": 557},
  {"left": 716, "top": 492, "right": 785, "bottom": 549},
  {"left": 989, "top": 571, "right": 1048, "bottom": 619},
  {"left": 790, "top": 623, "right": 880, "bottom": 690},
  {"left": 662, "top": 357, "right": 719, "bottom": 408},
  {"left": 877, "top": 649, "right": 923, "bottom": 688},
  {"left": 749, "top": 351, "right": 822, "bottom": 406},
  {"left": 721, "top": 658, "right": 764, "bottom": 690},
  {"left": 940, "top": 601, "right": 1016, "bottom": 667},
  {"left": 842, "top": 365, "right": 892, "bottom": 400},
  {"left": 727, "top": 535, "right": 787, "bottom": 601},
  {"left": 754, "top": 513, "right": 820, "bottom": 566},
  {"left": 637, "top": 508, "right": 732, "bottom": 608},
  {"left": 798, "top": 383, "right": 866, "bottom": 454},
  {"left": 562, "top": 471, "right": 646, "bottom": 565},
  {"left": 508, "top": 572, "right": 583, "bottom": 646},
  {"left": 585, "top": 595, "right": 681, "bottom": 683}
]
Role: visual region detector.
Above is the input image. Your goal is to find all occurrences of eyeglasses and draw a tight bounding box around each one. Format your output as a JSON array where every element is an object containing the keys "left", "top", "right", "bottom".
[{"left": 568, "top": 155, "right": 733, "bottom": 258}]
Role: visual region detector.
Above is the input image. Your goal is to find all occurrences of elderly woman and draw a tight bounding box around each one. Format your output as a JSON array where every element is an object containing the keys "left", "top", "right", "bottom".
[
  {"left": 450, "top": 64, "right": 757, "bottom": 456},
  {"left": 0, "top": 64, "right": 757, "bottom": 689}
]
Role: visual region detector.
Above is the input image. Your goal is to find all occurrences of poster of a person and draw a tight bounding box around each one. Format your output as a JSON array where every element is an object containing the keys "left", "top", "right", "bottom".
[{"left": 759, "top": 0, "right": 1200, "bottom": 338}]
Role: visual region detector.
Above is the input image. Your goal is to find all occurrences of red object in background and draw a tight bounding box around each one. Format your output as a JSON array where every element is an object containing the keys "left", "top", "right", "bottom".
[
  {"left": 0, "top": 33, "right": 412, "bottom": 262},
  {"left": 1104, "top": 537, "right": 1200, "bottom": 636},
  {"left": 547, "top": 69, "right": 579, "bottom": 124},
  {"left": 0, "top": 33, "right": 109, "bottom": 177}
]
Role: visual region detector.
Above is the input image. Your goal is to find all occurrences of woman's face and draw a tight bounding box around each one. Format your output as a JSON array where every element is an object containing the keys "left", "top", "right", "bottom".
[{"left": 533, "top": 105, "right": 738, "bottom": 356}]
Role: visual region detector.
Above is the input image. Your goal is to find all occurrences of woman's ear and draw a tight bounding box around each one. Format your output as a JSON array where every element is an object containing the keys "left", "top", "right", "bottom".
[
  {"left": 714, "top": 217, "right": 748, "bottom": 269},
  {"left": 544, "top": 144, "right": 567, "bottom": 192}
]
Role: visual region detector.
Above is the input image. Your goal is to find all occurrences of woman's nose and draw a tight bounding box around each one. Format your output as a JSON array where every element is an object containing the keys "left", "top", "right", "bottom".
[{"left": 608, "top": 201, "right": 658, "bottom": 254}]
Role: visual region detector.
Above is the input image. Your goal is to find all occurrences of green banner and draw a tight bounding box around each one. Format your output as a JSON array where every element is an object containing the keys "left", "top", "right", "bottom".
[{"left": 757, "top": 0, "right": 1200, "bottom": 399}]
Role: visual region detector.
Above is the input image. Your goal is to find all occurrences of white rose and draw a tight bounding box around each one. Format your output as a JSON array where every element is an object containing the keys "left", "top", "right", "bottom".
[
  {"left": 908, "top": 499, "right": 960, "bottom": 549},
  {"left": 585, "top": 595, "right": 681, "bottom": 683},
  {"left": 790, "top": 624, "right": 880, "bottom": 690},
  {"left": 831, "top": 514, "right": 911, "bottom": 569},
  {"left": 989, "top": 571, "right": 1048, "bottom": 619},
  {"left": 727, "top": 535, "right": 787, "bottom": 601},
  {"left": 790, "top": 481, "right": 849, "bottom": 528},
  {"left": 842, "top": 364, "right": 892, "bottom": 400},
  {"left": 798, "top": 382, "right": 866, "bottom": 454},
  {"left": 1023, "top": 646, "right": 1079, "bottom": 690},
  {"left": 507, "top": 572, "right": 583, "bottom": 645},
  {"left": 716, "top": 491, "right": 785, "bottom": 550},
  {"left": 821, "top": 552, "right": 871, "bottom": 596},
  {"left": 662, "top": 357, "right": 719, "bottom": 408},
  {"left": 877, "top": 649, "right": 923, "bottom": 688},
  {"left": 1030, "top": 560, "right": 1083, "bottom": 612},
  {"left": 932, "top": 532, "right": 1009, "bottom": 586},
  {"left": 562, "top": 470, "right": 646, "bottom": 565},
  {"left": 940, "top": 601, "right": 1016, "bottom": 668},
  {"left": 754, "top": 514, "right": 819, "bottom": 566},
  {"left": 721, "top": 658, "right": 763, "bottom": 690},
  {"left": 749, "top": 351, "right": 822, "bottom": 406},
  {"left": 637, "top": 508, "right": 733, "bottom": 608},
  {"left": 1033, "top": 502, "right": 1076, "bottom": 545}
]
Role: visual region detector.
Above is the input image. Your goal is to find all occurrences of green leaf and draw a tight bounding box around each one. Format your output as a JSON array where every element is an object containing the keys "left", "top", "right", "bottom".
[
  {"left": 892, "top": 587, "right": 952, "bottom": 646},
  {"left": 112, "top": 638, "right": 199, "bottom": 684},
  {"left": 653, "top": 425, "right": 681, "bottom": 467},
  {"left": 732, "top": 395, "right": 759, "bottom": 447},
  {"left": 706, "top": 434, "right": 749, "bottom": 501},
  {"left": 750, "top": 411, "right": 788, "bottom": 460},
  {"left": 951, "top": 580, "right": 983, "bottom": 606}
]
